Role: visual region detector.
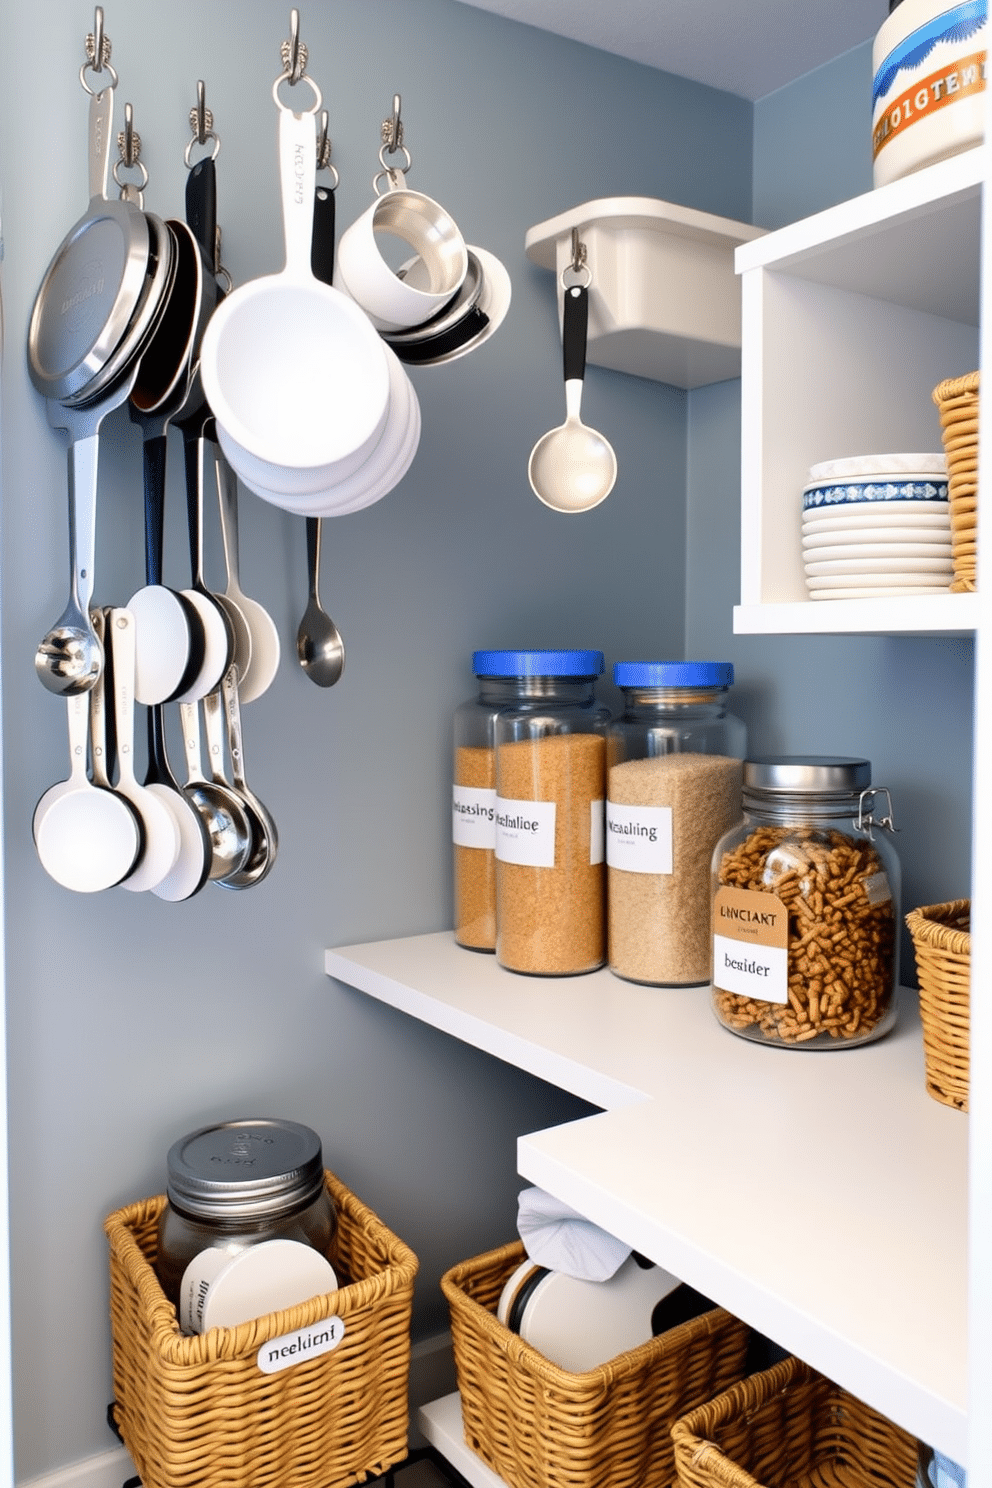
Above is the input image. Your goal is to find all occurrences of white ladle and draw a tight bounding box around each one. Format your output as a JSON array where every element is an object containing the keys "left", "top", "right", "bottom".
[{"left": 528, "top": 282, "right": 617, "bottom": 514}]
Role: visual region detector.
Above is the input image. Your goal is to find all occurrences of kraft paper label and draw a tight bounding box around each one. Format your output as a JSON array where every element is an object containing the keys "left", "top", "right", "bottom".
[
  {"left": 452, "top": 784, "right": 497, "bottom": 849},
  {"left": 495, "top": 797, "right": 556, "bottom": 867},
  {"left": 605, "top": 802, "right": 673, "bottom": 874},
  {"left": 712, "top": 885, "right": 789, "bottom": 1004},
  {"left": 257, "top": 1316, "right": 344, "bottom": 1375}
]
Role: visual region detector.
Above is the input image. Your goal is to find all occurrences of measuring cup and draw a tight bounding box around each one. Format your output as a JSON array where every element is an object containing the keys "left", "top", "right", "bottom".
[{"left": 199, "top": 84, "right": 391, "bottom": 491}]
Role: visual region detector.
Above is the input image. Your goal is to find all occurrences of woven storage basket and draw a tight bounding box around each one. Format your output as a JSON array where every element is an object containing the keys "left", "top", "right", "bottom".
[
  {"left": 671, "top": 1355, "right": 917, "bottom": 1488},
  {"left": 442, "top": 1239, "right": 753, "bottom": 1488},
  {"left": 906, "top": 898, "right": 971, "bottom": 1111},
  {"left": 105, "top": 1170, "right": 418, "bottom": 1488},
  {"left": 933, "top": 371, "right": 979, "bottom": 592}
]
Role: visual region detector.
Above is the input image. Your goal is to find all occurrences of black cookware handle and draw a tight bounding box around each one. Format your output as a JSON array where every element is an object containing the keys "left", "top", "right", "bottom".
[
  {"left": 562, "top": 284, "right": 588, "bottom": 384},
  {"left": 143, "top": 434, "right": 167, "bottom": 588},
  {"left": 186, "top": 156, "right": 218, "bottom": 269},
  {"left": 311, "top": 184, "right": 336, "bottom": 286}
]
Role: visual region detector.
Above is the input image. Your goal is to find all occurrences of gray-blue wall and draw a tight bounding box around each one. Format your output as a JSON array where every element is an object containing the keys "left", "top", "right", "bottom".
[{"left": 2, "top": 1, "right": 751, "bottom": 1477}]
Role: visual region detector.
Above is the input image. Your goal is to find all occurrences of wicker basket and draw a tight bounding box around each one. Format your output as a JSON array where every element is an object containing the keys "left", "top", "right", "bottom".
[
  {"left": 933, "top": 371, "right": 979, "bottom": 592},
  {"left": 670, "top": 1355, "right": 917, "bottom": 1488},
  {"left": 441, "top": 1239, "right": 753, "bottom": 1488},
  {"left": 105, "top": 1170, "right": 419, "bottom": 1488},
  {"left": 906, "top": 898, "right": 971, "bottom": 1111}
]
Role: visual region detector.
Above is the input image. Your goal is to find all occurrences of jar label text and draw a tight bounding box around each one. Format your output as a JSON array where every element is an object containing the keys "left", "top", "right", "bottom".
[
  {"left": 495, "top": 796, "right": 556, "bottom": 867},
  {"left": 712, "top": 885, "right": 789, "bottom": 1004},
  {"left": 605, "top": 801, "right": 673, "bottom": 874},
  {"left": 452, "top": 784, "right": 497, "bottom": 850}
]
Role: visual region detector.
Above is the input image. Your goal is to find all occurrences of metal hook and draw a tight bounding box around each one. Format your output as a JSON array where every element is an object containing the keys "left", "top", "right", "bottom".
[
  {"left": 118, "top": 101, "right": 139, "bottom": 168},
  {"left": 193, "top": 80, "right": 210, "bottom": 145},
  {"left": 570, "top": 228, "right": 587, "bottom": 275},
  {"left": 381, "top": 94, "right": 403, "bottom": 154},
  {"left": 87, "top": 7, "right": 108, "bottom": 71},
  {"left": 315, "top": 110, "right": 340, "bottom": 188},
  {"left": 280, "top": 8, "right": 308, "bottom": 85}
]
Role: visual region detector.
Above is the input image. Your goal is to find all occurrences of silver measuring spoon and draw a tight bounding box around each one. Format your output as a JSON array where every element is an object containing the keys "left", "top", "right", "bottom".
[
  {"left": 208, "top": 665, "right": 278, "bottom": 890},
  {"left": 528, "top": 282, "right": 617, "bottom": 514},
  {"left": 36, "top": 363, "right": 138, "bottom": 694},
  {"left": 297, "top": 517, "right": 345, "bottom": 687},
  {"left": 178, "top": 698, "right": 252, "bottom": 880}
]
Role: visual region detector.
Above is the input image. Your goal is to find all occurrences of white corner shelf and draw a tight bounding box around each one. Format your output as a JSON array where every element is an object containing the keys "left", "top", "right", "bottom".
[
  {"left": 525, "top": 197, "right": 764, "bottom": 388},
  {"left": 735, "top": 147, "right": 983, "bottom": 635},
  {"left": 326, "top": 931, "right": 967, "bottom": 1465}
]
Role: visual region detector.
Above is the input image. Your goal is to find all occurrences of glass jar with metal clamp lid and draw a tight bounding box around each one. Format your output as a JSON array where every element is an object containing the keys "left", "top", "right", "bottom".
[{"left": 711, "top": 757, "right": 900, "bottom": 1049}]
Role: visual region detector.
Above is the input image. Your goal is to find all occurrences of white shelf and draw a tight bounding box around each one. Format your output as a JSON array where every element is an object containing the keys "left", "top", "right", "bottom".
[
  {"left": 418, "top": 1394, "right": 503, "bottom": 1488},
  {"left": 326, "top": 931, "right": 967, "bottom": 1464},
  {"left": 525, "top": 197, "right": 764, "bottom": 388},
  {"left": 735, "top": 149, "right": 982, "bottom": 633},
  {"left": 734, "top": 592, "right": 979, "bottom": 636}
]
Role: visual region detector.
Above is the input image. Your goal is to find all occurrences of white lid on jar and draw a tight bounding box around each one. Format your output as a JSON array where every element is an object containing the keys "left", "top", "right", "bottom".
[{"left": 180, "top": 1239, "right": 338, "bottom": 1333}]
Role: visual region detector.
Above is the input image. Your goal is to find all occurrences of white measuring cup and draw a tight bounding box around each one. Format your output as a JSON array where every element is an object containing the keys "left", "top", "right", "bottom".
[{"left": 199, "top": 80, "right": 391, "bottom": 489}]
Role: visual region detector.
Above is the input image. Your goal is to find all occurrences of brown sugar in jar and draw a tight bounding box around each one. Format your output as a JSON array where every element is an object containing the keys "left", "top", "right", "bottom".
[{"left": 491, "top": 651, "right": 609, "bottom": 977}]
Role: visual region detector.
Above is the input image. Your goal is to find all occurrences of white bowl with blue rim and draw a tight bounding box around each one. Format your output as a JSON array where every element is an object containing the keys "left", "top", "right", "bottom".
[{"left": 802, "top": 452, "right": 948, "bottom": 518}]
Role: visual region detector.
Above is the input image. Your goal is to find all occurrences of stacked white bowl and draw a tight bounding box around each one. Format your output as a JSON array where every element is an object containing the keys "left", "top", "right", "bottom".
[{"left": 802, "top": 453, "right": 951, "bottom": 599}]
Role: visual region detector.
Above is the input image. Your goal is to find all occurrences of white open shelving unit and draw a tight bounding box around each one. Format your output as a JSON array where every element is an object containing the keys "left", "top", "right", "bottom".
[
  {"left": 734, "top": 146, "right": 982, "bottom": 637},
  {"left": 326, "top": 933, "right": 966, "bottom": 1466},
  {"left": 327, "top": 140, "right": 992, "bottom": 1485}
]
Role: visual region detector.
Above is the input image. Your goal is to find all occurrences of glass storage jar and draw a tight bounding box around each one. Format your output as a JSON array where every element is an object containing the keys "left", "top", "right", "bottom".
[
  {"left": 452, "top": 652, "right": 541, "bottom": 952},
  {"left": 711, "top": 757, "right": 900, "bottom": 1049},
  {"left": 493, "top": 650, "right": 609, "bottom": 976},
  {"left": 606, "top": 662, "right": 746, "bottom": 986},
  {"left": 156, "top": 1117, "right": 337, "bottom": 1309}
]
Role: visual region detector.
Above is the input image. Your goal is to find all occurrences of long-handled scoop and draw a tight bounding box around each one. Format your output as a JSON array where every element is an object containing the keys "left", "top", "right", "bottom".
[
  {"left": 297, "top": 516, "right": 345, "bottom": 687},
  {"left": 527, "top": 283, "right": 617, "bottom": 514}
]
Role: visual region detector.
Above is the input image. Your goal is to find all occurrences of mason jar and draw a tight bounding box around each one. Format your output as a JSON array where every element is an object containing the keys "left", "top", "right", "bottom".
[
  {"left": 452, "top": 652, "right": 542, "bottom": 952},
  {"left": 606, "top": 661, "right": 746, "bottom": 986},
  {"left": 156, "top": 1118, "right": 337, "bottom": 1309},
  {"left": 493, "top": 650, "right": 609, "bottom": 976},
  {"left": 711, "top": 757, "right": 900, "bottom": 1048}
]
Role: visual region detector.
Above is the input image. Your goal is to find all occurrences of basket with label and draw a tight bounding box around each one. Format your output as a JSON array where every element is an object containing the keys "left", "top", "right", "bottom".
[
  {"left": 906, "top": 898, "right": 971, "bottom": 1111},
  {"left": 671, "top": 1355, "right": 917, "bottom": 1488},
  {"left": 441, "top": 1239, "right": 753, "bottom": 1488},
  {"left": 105, "top": 1170, "right": 418, "bottom": 1488},
  {"left": 933, "top": 371, "right": 979, "bottom": 592}
]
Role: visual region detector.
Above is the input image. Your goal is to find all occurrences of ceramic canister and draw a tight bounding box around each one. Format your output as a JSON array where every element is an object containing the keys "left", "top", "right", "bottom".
[{"left": 872, "top": 0, "right": 987, "bottom": 187}]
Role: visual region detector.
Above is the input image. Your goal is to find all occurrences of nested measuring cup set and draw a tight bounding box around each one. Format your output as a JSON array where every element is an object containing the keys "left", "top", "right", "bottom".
[{"left": 199, "top": 23, "right": 511, "bottom": 522}]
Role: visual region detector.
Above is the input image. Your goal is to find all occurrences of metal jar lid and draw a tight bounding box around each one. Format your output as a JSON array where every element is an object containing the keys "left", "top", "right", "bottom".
[
  {"left": 166, "top": 1118, "right": 325, "bottom": 1222},
  {"left": 744, "top": 756, "right": 871, "bottom": 793}
]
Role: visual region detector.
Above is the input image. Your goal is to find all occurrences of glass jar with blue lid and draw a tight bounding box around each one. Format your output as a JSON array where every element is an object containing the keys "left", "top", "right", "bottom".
[
  {"left": 606, "top": 662, "right": 746, "bottom": 986},
  {"left": 489, "top": 650, "right": 609, "bottom": 975}
]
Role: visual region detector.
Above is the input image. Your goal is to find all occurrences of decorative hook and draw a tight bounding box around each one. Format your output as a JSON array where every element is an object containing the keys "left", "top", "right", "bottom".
[
  {"left": 86, "top": 7, "right": 109, "bottom": 72},
  {"left": 185, "top": 79, "right": 220, "bottom": 165},
  {"left": 280, "top": 8, "right": 309, "bottom": 85},
  {"left": 81, "top": 6, "right": 118, "bottom": 93},
  {"left": 570, "top": 228, "right": 587, "bottom": 275},
  {"left": 118, "top": 101, "right": 139, "bottom": 167},
  {"left": 315, "top": 110, "right": 340, "bottom": 188},
  {"left": 381, "top": 93, "right": 403, "bottom": 154}
]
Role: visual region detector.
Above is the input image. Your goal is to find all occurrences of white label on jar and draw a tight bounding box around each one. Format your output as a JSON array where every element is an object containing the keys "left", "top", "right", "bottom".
[
  {"left": 180, "top": 1246, "right": 231, "bottom": 1334},
  {"left": 713, "top": 934, "right": 789, "bottom": 1004},
  {"left": 495, "top": 797, "right": 556, "bottom": 867},
  {"left": 452, "top": 785, "right": 497, "bottom": 849},
  {"left": 590, "top": 800, "right": 604, "bottom": 865},
  {"left": 256, "top": 1315, "right": 345, "bottom": 1375},
  {"left": 605, "top": 802, "right": 673, "bottom": 874},
  {"left": 863, "top": 870, "right": 892, "bottom": 906}
]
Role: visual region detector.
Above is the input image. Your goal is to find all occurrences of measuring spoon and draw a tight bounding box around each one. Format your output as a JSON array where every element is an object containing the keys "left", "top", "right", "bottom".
[
  {"left": 178, "top": 699, "right": 252, "bottom": 881},
  {"left": 145, "top": 701, "right": 212, "bottom": 903},
  {"left": 107, "top": 607, "right": 181, "bottom": 892},
  {"left": 297, "top": 516, "right": 345, "bottom": 687},
  {"left": 201, "top": 672, "right": 276, "bottom": 889},
  {"left": 214, "top": 449, "right": 280, "bottom": 702},
  {"left": 36, "top": 363, "right": 138, "bottom": 696},
  {"left": 528, "top": 283, "right": 617, "bottom": 514},
  {"left": 33, "top": 690, "right": 140, "bottom": 893}
]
